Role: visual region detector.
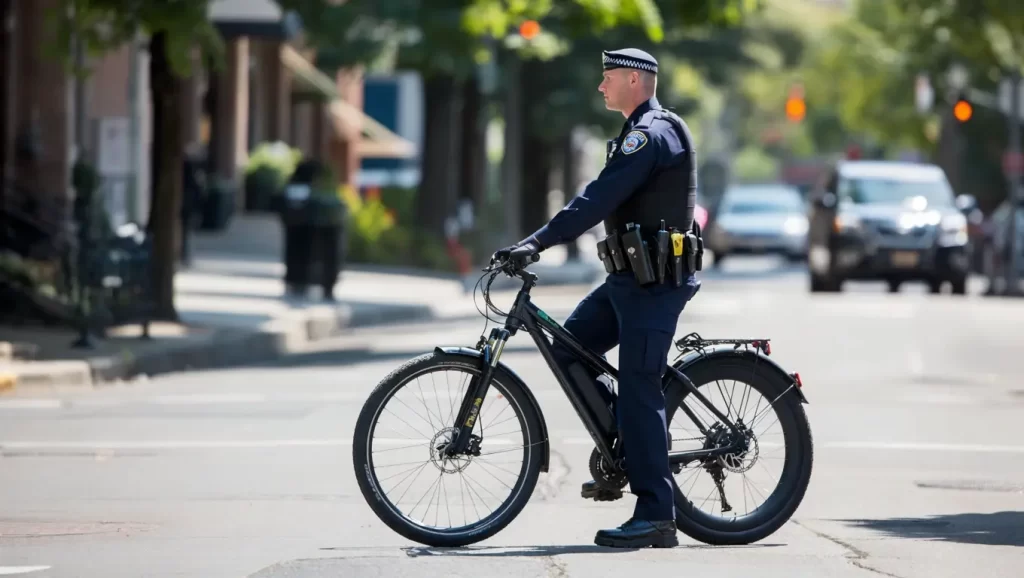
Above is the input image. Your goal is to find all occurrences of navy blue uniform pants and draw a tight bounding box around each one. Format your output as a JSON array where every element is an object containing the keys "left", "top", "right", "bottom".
[{"left": 555, "top": 272, "right": 699, "bottom": 522}]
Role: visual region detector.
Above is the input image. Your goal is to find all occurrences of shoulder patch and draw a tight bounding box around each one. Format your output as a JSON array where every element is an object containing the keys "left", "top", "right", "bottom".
[{"left": 621, "top": 130, "right": 649, "bottom": 155}]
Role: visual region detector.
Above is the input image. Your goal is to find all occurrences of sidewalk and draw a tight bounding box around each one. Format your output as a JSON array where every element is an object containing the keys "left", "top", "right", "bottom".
[{"left": 0, "top": 217, "right": 602, "bottom": 393}]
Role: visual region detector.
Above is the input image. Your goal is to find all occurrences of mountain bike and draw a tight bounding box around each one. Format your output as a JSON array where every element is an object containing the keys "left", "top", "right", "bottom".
[{"left": 352, "top": 254, "right": 814, "bottom": 548}]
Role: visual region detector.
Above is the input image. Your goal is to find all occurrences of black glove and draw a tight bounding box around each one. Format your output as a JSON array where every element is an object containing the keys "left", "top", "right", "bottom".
[{"left": 492, "top": 237, "right": 543, "bottom": 265}]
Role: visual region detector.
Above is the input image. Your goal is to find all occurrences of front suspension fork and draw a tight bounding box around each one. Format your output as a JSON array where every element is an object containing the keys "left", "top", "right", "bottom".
[{"left": 444, "top": 328, "right": 510, "bottom": 457}]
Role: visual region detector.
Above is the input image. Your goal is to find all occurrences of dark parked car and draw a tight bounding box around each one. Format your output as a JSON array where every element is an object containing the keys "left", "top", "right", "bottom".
[
  {"left": 807, "top": 160, "right": 972, "bottom": 294},
  {"left": 978, "top": 199, "right": 1024, "bottom": 295}
]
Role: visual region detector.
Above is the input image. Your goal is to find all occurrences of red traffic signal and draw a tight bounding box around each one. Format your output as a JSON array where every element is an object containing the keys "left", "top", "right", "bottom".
[
  {"left": 953, "top": 99, "right": 973, "bottom": 122},
  {"left": 519, "top": 20, "right": 540, "bottom": 40},
  {"left": 785, "top": 83, "right": 806, "bottom": 123}
]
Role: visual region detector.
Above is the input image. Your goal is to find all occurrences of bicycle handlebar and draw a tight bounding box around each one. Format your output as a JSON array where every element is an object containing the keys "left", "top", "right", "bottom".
[{"left": 485, "top": 252, "right": 540, "bottom": 279}]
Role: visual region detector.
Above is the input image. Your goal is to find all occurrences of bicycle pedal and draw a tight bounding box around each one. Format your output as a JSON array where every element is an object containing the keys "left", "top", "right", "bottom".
[{"left": 581, "top": 486, "right": 624, "bottom": 502}]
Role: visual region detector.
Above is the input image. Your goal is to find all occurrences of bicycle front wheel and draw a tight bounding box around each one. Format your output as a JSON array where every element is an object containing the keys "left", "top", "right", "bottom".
[{"left": 352, "top": 351, "right": 546, "bottom": 547}]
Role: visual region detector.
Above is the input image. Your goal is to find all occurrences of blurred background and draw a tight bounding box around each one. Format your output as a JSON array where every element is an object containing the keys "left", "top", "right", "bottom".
[
  {"left": 2, "top": 0, "right": 1023, "bottom": 329},
  {"left": 2, "top": 2, "right": 1024, "bottom": 576}
]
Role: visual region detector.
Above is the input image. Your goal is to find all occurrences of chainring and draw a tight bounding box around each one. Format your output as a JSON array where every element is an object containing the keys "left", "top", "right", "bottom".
[{"left": 588, "top": 447, "right": 628, "bottom": 491}]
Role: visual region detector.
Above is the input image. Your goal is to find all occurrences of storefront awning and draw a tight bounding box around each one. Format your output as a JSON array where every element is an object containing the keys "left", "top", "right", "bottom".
[
  {"left": 327, "top": 100, "right": 417, "bottom": 159},
  {"left": 280, "top": 46, "right": 417, "bottom": 160},
  {"left": 280, "top": 45, "right": 340, "bottom": 101},
  {"left": 209, "top": 0, "right": 301, "bottom": 40}
]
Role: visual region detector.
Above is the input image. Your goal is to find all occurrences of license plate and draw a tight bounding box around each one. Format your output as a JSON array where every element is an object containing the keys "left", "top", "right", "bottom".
[{"left": 890, "top": 251, "right": 919, "bottom": 268}]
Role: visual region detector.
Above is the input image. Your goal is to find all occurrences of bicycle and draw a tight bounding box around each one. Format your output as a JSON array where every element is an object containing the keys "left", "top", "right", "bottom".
[{"left": 352, "top": 253, "right": 814, "bottom": 548}]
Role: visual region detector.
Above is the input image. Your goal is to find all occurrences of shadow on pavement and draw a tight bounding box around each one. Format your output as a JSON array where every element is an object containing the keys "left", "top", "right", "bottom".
[
  {"left": 399, "top": 543, "right": 786, "bottom": 557},
  {"left": 839, "top": 511, "right": 1024, "bottom": 547}
]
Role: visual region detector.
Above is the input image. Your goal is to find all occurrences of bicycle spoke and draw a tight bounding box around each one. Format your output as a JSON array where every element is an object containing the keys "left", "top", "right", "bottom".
[
  {"left": 365, "top": 365, "right": 529, "bottom": 534},
  {"left": 670, "top": 374, "right": 789, "bottom": 521}
]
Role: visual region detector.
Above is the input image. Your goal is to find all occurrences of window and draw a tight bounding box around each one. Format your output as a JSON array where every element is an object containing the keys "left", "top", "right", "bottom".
[{"left": 838, "top": 176, "right": 955, "bottom": 207}]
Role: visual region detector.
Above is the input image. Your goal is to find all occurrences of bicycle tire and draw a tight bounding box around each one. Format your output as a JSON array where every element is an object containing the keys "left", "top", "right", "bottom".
[
  {"left": 353, "top": 351, "right": 546, "bottom": 547},
  {"left": 665, "top": 356, "right": 814, "bottom": 545}
]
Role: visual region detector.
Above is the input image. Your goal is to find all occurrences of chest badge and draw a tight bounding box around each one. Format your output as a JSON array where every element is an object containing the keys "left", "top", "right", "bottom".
[{"left": 621, "top": 130, "right": 648, "bottom": 155}]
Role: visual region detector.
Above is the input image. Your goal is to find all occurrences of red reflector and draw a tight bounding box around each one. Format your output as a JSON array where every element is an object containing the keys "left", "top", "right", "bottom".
[
  {"left": 791, "top": 372, "right": 802, "bottom": 388},
  {"left": 763, "top": 341, "right": 771, "bottom": 355}
]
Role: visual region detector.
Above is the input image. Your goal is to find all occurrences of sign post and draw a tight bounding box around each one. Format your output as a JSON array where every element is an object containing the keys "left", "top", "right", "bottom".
[{"left": 1004, "top": 72, "right": 1022, "bottom": 295}]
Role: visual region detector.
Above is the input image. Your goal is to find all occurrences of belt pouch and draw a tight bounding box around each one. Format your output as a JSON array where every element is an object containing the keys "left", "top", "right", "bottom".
[
  {"left": 621, "top": 228, "right": 656, "bottom": 285},
  {"left": 596, "top": 239, "right": 615, "bottom": 273},
  {"left": 605, "top": 233, "right": 628, "bottom": 272}
]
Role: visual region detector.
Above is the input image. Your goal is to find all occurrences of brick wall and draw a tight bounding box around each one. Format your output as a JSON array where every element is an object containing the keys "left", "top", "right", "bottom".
[{"left": 13, "top": 0, "right": 69, "bottom": 209}]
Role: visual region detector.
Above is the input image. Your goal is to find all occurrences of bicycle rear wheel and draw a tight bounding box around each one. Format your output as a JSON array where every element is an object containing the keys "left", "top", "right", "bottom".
[
  {"left": 665, "top": 356, "right": 814, "bottom": 545},
  {"left": 352, "top": 351, "right": 546, "bottom": 547}
]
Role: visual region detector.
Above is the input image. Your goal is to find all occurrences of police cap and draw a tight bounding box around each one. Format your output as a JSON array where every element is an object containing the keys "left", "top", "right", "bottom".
[{"left": 602, "top": 48, "right": 658, "bottom": 74}]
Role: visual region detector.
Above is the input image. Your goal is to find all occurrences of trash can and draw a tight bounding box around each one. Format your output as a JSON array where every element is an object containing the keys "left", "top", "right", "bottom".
[{"left": 278, "top": 158, "right": 347, "bottom": 299}]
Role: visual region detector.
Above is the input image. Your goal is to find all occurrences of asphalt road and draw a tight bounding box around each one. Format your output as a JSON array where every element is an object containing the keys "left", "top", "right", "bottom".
[{"left": 2, "top": 257, "right": 1023, "bottom": 578}]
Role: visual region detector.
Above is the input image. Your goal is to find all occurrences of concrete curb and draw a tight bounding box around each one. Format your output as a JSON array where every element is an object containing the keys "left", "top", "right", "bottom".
[{"left": 2, "top": 300, "right": 436, "bottom": 392}]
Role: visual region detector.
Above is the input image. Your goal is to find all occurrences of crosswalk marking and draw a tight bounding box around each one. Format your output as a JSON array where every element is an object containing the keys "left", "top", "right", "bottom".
[
  {"left": 0, "top": 568, "right": 51, "bottom": 576},
  {"left": 3, "top": 437, "right": 1024, "bottom": 454}
]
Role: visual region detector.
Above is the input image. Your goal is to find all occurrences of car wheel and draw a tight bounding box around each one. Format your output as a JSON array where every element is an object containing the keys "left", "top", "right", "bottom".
[
  {"left": 810, "top": 272, "right": 841, "bottom": 292},
  {"left": 950, "top": 275, "right": 968, "bottom": 295},
  {"left": 887, "top": 279, "right": 901, "bottom": 293},
  {"left": 928, "top": 278, "right": 943, "bottom": 294}
]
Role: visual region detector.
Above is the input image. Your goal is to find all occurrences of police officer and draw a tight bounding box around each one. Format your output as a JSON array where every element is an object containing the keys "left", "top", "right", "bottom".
[{"left": 493, "top": 48, "right": 701, "bottom": 548}]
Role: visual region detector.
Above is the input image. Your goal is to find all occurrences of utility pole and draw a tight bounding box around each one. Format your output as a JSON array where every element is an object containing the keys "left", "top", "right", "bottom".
[{"left": 1003, "top": 71, "right": 1022, "bottom": 296}]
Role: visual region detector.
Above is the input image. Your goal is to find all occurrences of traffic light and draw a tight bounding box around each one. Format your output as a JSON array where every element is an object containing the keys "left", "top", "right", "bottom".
[
  {"left": 519, "top": 20, "right": 540, "bottom": 40},
  {"left": 953, "top": 98, "right": 973, "bottom": 122},
  {"left": 785, "top": 83, "right": 806, "bottom": 123}
]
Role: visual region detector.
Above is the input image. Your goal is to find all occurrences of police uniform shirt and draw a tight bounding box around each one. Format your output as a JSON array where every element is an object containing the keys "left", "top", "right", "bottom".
[{"left": 530, "top": 95, "right": 689, "bottom": 249}]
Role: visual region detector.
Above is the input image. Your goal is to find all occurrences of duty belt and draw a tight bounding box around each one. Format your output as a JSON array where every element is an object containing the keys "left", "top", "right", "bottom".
[{"left": 596, "top": 221, "right": 703, "bottom": 287}]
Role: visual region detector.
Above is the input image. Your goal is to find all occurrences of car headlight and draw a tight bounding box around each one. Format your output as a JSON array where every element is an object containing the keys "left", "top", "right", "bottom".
[
  {"left": 783, "top": 216, "right": 808, "bottom": 236},
  {"left": 833, "top": 214, "right": 861, "bottom": 232},
  {"left": 939, "top": 213, "right": 968, "bottom": 246}
]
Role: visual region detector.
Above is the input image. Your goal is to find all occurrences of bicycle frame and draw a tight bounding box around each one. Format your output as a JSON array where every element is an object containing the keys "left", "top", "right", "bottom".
[{"left": 444, "top": 267, "right": 744, "bottom": 470}]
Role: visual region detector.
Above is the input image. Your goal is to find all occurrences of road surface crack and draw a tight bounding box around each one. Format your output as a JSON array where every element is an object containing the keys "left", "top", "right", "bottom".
[
  {"left": 794, "top": 520, "right": 904, "bottom": 578},
  {"left": 544, "top": 555, "right": 569, "bottom": 578},
  {"left": 535, "top": 447, "right": 571, "bottom": 501}
]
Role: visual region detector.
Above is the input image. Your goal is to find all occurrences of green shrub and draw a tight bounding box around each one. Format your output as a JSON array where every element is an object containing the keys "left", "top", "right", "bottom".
[
  {"left": 340, "top": 185, "right": 455, "bottom": 272},
  {"left": 245, "top": 142, "right": 301, "bottom": 210}
]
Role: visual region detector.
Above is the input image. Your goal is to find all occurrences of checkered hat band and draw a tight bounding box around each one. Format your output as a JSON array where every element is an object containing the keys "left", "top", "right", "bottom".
[{"left": 603, "top": 57, "right": 656, "bottom": 72}]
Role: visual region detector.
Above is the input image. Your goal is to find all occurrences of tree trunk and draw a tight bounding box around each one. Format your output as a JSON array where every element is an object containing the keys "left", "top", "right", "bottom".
[
  {"left": 458, "top": 73, "right": 486, "bottom": 215},
  {"left": 500, "top": 50, "right": 522, "bottom": 245},
  {"left": 562, "top": 128, "right": 581, "bottom": 260},
  {"left": 147, "top": 31, "right": 184, "bottom": 321},
  {"left": 0, "top": 0, "right": 11, "bottom": 190},
  {"left": 415, "top": 73, "right": 461, "bottom": 238},
  {"left": 520, "top": 133, "right": 552, "bottom": 236}
]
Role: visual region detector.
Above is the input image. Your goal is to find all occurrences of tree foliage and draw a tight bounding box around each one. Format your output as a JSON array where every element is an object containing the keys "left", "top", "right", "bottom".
[
  {"left": 793, "top": 0, "right": 1024, "bottom": 157},
  {"left": 53, "top": 0, "right": 222, "bottom": 75}
]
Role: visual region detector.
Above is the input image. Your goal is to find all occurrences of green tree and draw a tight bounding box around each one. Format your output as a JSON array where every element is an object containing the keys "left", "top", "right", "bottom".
[
  {"left": 793, "top": 0, "right": 1024, "bottom": 206},
  {"left": 279, "top": 0, "right": 676, "bottom": 240},
  {"left": 55, "top": 0, "right": 223, "bottom": 320}
]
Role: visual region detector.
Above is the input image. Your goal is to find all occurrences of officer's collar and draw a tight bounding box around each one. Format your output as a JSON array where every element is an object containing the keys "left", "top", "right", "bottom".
[{"left": 625, "top": 96, "right": 660, "bottom": 126}]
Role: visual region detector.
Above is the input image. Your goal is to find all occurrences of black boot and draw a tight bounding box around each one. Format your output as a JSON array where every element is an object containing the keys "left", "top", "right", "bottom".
[
  {"left": 581, "top": 479, "right": 623, "bottom": 501},
  {"left": 594, "top": 518, "right": 678, "bottom": 548}
]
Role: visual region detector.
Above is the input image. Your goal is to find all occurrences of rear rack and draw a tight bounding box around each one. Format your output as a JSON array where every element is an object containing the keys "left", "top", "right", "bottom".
[{"left": 674, "top": 332, "right": 772, "bottom": 356}]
